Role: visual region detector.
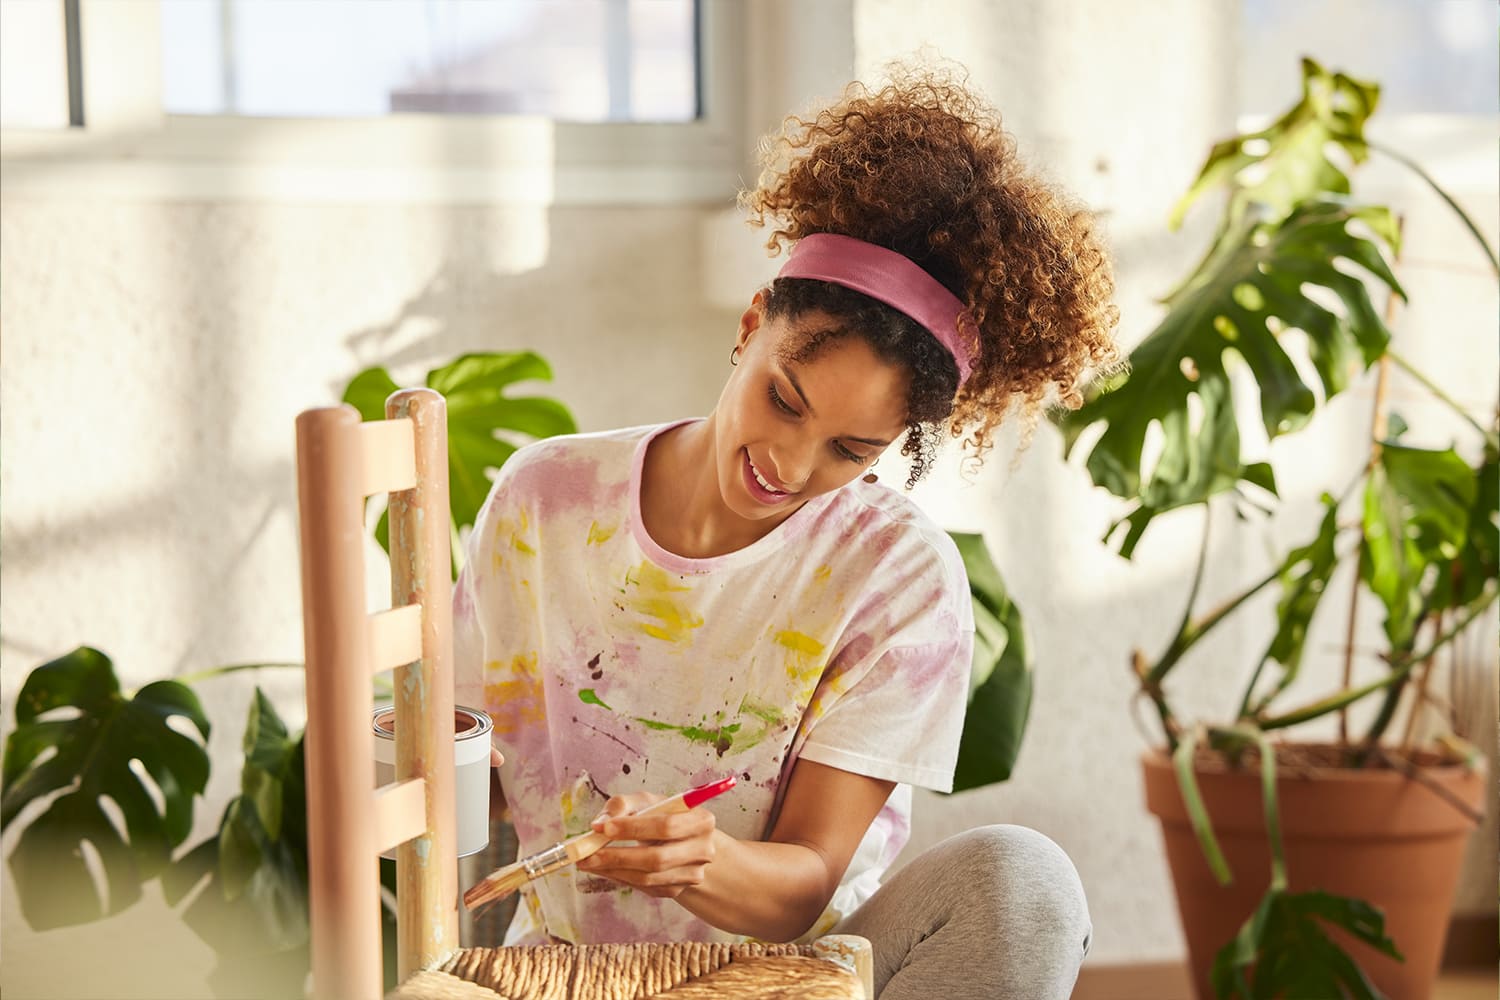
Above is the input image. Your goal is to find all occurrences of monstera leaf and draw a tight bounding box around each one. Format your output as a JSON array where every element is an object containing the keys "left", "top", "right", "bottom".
[
  {"left": 1431, "top": 445, "right": 1499, "bottom": 610},
  {"left": 1, "top": 647, "right": 210, "bottom": 929},
  {"left": 1061, "top": 200, "right": 1403, "bottom": 556},
  {"left": 1361, "top": 443, "right": 1477, "bottom": 648},
  {"left": 1245, "top": 497, "right": 1343, "bottom": 717},
  {"left": 1211, "top": 887, "right": 1400, "bottom": 1000},
  {"left": 1170, "top": 58, "right": 1379, "bottom": 234},
  {"left": 343, "top": 351, "right": 578, "bottom": 554},
  {"left": 165, "top": 690, "right": 315, "bottom": 998},
  {"left": 948, "top": 531, "right": 1033, "bottom": 792}
]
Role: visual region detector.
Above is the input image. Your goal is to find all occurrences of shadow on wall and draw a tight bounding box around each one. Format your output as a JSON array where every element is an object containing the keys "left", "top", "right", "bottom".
[{"left": 0, "top": 166, "right": 745, "bottom": 1000}]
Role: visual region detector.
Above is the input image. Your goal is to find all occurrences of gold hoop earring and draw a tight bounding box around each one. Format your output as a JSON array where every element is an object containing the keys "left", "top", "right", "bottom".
[{"left": 729, "top": 346, "right": 740, "bottom": 367}]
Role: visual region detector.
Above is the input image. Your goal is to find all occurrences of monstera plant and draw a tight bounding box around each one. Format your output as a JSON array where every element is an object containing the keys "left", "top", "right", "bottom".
[
  {"left": 1061, "top": 59, "right": 1497, "bottom": 999},
  {"left": 1, "top": 351, "right": 578, "bottom": 996}
]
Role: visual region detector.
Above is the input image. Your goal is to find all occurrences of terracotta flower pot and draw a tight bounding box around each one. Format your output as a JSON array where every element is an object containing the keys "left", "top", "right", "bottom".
[{"left": 1142, "top": 746, "right": 1486, "bottom": 999}]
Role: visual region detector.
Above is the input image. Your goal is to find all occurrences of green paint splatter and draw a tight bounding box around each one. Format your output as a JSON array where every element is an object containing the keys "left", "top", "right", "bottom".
[
  {"left": 579, "top": 689, "right": 613, "bottom": 710},
  {"left": 633, "top": 717, "right": 741, "bottom": 756},
  {"left": 737, "top": 696, "right": 784, "bottom": 725}
]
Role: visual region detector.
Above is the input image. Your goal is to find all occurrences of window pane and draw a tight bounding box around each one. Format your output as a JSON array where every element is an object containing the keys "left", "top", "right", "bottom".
[
  {"left": 1241, "top": 0, "right": 1499, "bottom": 115},
  {"left": 1, "top": 0, "right": 70, "bottom": 129},
  {"left": 161, "top": 0, "right": 698, "bottom": 121}
]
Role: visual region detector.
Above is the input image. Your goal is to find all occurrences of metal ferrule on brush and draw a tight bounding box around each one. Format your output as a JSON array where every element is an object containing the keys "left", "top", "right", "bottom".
[{"left": 521, "top": 841, "right": 573, "bottom": 878}]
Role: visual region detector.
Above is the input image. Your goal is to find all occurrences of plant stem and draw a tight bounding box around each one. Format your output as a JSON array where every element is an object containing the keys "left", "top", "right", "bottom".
[
  {"left": 1235, "top": 657, "right": 1271, "bottom": 724},
  {"left": 1172, "top": 728, "right": 1233, "bottom": 886},
  {"left": 1386, "top": 349, "right": 1498, "bottom": 447},
  {"left": 1368, "top": 139, "right": 1500, "bottom": 279},
  {"left": 1148, "top": 506, "right": 1215, "bottom": 696},
  {"left": 1373, "top": 747, "right": 1485, "bottom": 825},
  {"left": 1399, "top": 610, "right": 1442, "bottom": 752},
  {"left": 1149, "top": 561, "right": 1284, "bottom": 687},
  {"left": 1359, "top": 588, "right": 1500, "bottom": 755},
  {"left": 174, "top": 662, "right": 303, "bottom": 686},
  {"left": 1341, "top": 353, "right": 1393, "bottom": 743},
  {"left": 1179, "top": 506, "right": 1214, "bottom": 645},
  {"left": 1259, "top": 666, "right": 1415, "bottom": 731},
  {"left": 1249, "top": 729, "right": 1287, "bottom": 890},
  {"left": 1135, "top": 650, "right": 1180, "bottom": 752}
]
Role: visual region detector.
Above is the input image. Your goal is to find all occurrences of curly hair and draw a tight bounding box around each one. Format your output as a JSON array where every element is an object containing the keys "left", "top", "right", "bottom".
[{"left": 740, "top": 66, "right": 1120, "bottom": 484}]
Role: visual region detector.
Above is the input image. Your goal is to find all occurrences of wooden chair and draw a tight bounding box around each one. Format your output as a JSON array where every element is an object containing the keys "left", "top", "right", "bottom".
[
  {"left": 295, "top": 389, "right": 873, "bottom": 1000},
  {"left": 297, "top": 388, "right": 458, "bottom": 1000}
]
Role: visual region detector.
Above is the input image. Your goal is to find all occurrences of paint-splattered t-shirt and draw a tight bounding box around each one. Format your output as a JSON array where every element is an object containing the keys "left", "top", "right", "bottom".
[{"left": 454, "top": 420, "right": 973, "bottom": 945}]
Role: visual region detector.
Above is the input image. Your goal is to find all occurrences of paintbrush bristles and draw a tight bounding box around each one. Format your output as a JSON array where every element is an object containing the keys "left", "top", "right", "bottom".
[
  {"left": 462, "top": 860, "right": 529, "bottom": 914},
  {"left": 463, "top": 828, "right": 612, "bottom": 914}
]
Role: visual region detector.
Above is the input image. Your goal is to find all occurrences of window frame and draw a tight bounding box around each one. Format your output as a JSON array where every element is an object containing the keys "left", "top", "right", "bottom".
[{"left": 0, "top": 0, "right": 748, "bottom": 205}]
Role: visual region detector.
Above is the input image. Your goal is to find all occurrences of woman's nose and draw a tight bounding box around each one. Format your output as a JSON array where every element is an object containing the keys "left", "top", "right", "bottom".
[{"left": 767, "top": 436, "right": 815, "bottom": 491}]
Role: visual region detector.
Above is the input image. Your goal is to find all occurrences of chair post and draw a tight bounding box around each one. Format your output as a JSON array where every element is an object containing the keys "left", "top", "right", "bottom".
[
  {"left": 297, "top": 406, "right": 383, "bottom": 1000},
  {"left": 386, "top": 388, "right": 459, "bottom": 979}
]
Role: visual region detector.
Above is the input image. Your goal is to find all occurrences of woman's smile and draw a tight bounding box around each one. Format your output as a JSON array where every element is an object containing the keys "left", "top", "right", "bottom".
[{"left": 742, "top": 449, "right": 796, "bottom": 505}]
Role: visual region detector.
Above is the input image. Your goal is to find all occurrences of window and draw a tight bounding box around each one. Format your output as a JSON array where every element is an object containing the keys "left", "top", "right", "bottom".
[
  {"left": 1240, "top": 0, "right": 1498, "bottom": 115},
  {"left": 0, "top": 0, "right": 74, "bottom": 130},
  {"left": 2, "top": 0, "right": 744, "bottom": 205},
  {"left": 161, "top": 0, "right": 698, "bottom": 122}
]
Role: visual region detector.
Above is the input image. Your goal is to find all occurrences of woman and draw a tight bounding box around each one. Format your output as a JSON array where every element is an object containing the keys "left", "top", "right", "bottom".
[{"left": 457, "top": 69, "right": 1119, "bottom": 999}]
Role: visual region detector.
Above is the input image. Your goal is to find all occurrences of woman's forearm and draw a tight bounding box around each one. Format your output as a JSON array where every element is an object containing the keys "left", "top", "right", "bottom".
[{"left": 675, "top": 830, "right": 839, "bottom": 941}]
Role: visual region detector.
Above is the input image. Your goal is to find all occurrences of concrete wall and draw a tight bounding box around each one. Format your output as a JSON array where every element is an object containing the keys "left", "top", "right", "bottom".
[{"left": 2, "top": 2, "right": 1494, "bottom": 995}]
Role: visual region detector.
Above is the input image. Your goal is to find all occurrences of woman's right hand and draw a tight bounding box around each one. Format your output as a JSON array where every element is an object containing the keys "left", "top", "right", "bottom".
[
  {"left": 489, "top": 746, "right": 509, "bottom": 823},
  {"left": 574, "top": 792, "right": 719, "bottom": 899}
]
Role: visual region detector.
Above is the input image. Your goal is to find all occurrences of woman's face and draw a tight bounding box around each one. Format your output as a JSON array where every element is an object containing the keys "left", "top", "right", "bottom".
[{"left": 711, "top": 295, "right": 911, "bottom": 524}]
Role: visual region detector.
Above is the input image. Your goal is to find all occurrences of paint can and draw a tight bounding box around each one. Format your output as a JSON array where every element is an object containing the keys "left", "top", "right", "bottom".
[{"left": 372, "top": 705, "right": 492, "bottom": 859}]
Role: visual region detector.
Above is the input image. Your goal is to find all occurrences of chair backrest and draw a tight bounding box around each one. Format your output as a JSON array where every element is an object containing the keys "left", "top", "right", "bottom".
[{"left": 295, "top": 388, "right": 457, "bottom": 1000}]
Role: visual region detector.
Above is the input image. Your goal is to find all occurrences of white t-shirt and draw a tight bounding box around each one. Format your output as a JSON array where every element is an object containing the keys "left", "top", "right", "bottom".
[{"left": 454, "top": 420, "right": 973, "bottom": 944}]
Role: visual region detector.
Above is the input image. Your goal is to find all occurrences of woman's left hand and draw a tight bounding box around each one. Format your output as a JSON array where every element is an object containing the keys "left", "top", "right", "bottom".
[{"left": 574, "top": 792, "right": 718, "bottom": 898}]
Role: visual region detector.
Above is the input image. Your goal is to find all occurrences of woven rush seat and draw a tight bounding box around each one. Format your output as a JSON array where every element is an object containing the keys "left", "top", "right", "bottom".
[{"left": 386, "top": 941, "right": 865, "bottom": 1000}]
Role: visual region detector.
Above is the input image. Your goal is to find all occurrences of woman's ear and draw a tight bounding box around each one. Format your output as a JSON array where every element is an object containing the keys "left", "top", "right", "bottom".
[{"left": 735, "top": 292, "right": 766, "bottom": 354}]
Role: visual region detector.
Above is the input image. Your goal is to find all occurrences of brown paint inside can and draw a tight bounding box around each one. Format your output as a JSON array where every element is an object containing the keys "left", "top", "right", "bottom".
[{"left": 373, "top": 709, "right": 479, "bottom": 735}]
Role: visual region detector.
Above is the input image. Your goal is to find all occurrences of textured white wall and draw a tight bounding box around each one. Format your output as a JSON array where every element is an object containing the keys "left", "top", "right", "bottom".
[
  {"left": 1, "top": 2, "right": 1494, "bottom": 995},
  {"left": 0, "top": 201, "right": 741, "bottom": 996},
  {"left": 855, "top": 0, "right": 1248, "bottom": 965}
]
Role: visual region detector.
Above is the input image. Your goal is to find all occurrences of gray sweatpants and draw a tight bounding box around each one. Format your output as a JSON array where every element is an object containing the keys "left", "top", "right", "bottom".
[{"left": 832, "top": 825, "right": 1092, "bottom": 1000}]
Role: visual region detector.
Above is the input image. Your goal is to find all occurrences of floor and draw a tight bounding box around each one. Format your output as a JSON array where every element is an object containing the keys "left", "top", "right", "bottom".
[
  {"left": 1434, "top": 967, "right": 1498, "bottom": 1000},
  {"left": 1072, "top": 964, "right": 1497, "bottom": 999}
]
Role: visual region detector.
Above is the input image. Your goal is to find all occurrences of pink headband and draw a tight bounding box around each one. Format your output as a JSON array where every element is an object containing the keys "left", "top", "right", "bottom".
[{"left": 777, "top": 232, "right": 977, "bottom": 385}]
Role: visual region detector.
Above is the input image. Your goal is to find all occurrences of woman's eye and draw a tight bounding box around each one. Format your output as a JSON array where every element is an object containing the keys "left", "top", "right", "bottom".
[
  {"left": 835, "top": 443, "right": 868, "bottom": 465},
  {"left": 767, "top": 383, "right": 798, "bottom": 415}
]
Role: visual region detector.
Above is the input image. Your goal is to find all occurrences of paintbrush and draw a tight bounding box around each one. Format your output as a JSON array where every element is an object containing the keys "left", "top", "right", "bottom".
[{"left": 462, "top": 775, "right": 737, "bottom": 914}]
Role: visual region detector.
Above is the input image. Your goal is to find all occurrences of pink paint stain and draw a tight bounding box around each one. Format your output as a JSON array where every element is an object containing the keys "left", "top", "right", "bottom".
[{"left": 514, "top": 447, "right": 616, "bottom": 518}]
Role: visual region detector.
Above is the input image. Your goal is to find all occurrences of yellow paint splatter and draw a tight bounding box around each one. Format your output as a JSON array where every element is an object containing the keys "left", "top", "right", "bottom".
[
  {"left": 805, "top": 668, "right": 852, "bottom": 722},
  {"left": 777, "top": 629, "right": 827, "bottom": 701},
  {"left": 493, "top": 507, "right": 536, "bottom": 558},
  {"left": 484, "top": 653, "right": 546, "bottom": 735},
  {"left": 624, "top": 562, "right": 703, "bottom": 644},
  {"left": 814, "top": 564, "right": 832, "bottom": 582},
  {"left": 776, "top": 630, "right": 824, "bottom": 657},
  {"left": 587, "top": 520, "right": 618, "bottom": 545}
]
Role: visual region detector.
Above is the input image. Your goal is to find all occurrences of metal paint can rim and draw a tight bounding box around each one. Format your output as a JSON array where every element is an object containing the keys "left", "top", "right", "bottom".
[{"left": 371, "top": 705, "right": 492, "bottom": 766}]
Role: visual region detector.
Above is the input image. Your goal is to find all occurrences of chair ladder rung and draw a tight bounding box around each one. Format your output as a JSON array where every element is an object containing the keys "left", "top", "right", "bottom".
[
  {"left": 369, "top": 604, "right": 423, "bottom": 674},
  {"left": 357, "top": 418, "right": 417, "bottom": 496},
  {"left": 373, "top": 777, "right": 429, "bottom": 856}
]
